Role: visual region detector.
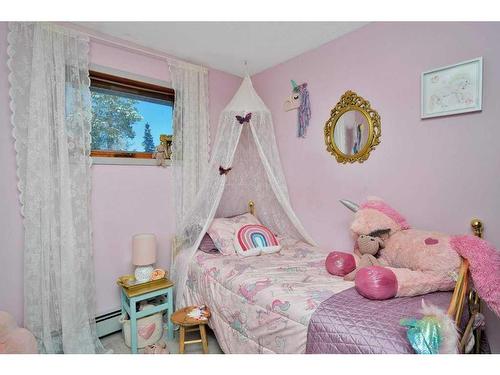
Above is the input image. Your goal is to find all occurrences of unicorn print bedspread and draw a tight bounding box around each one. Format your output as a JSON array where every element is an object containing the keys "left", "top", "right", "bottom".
[{"left": 183, "top": 237, "right": 353, "bottom": 353}]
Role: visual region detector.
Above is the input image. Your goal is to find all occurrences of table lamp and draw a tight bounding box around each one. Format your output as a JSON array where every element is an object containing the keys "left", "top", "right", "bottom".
[{"left": 132, "top": 233, "right": 157, "bottom": 283}]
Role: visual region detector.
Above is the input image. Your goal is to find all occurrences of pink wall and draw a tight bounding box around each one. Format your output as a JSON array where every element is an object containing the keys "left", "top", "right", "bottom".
[
  {"left": 0, "top": 22, "right": 241, "bottom": 322},
  {"left": 252, "top": 22, "right": 500, "bottom": 352},
  {"left": 89, "top": 41, "right": 241, "bottom": 316}
]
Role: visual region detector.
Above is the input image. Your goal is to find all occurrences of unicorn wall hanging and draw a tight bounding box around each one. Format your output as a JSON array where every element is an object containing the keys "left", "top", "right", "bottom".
[{"left": 283, "top": 80, "right": 311, "bottom": 138}]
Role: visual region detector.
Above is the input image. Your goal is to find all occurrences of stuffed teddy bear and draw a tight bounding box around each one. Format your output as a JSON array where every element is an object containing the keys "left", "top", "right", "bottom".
[
  {"left": 153, "top": 143, "right": 169, "bottom": 167},
  {"left": 342, "top": 229, "right": 389, "bottom": 281},
  {"left": 0, "top": 311, "right": 38, "bottom": 354},
  {"left": 326, "top": 197, "right": 500, "bottom": 318},
  {"left": 144, "top": 340, "right": 169, "bottom": 354}
]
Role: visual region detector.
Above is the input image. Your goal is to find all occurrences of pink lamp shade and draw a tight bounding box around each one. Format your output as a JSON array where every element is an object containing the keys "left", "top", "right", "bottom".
[{"left": 132, "top": 234, "right": 157, "bottom": 266}]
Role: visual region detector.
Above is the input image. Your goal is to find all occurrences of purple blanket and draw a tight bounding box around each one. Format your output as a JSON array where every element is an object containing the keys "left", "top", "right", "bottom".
[{"left": 306, "top": 287, "right": 453, "bottom": 354}]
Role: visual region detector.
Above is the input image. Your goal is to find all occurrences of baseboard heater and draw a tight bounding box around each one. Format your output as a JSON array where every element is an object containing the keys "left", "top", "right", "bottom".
[{"left": 96, "top": 309, "right": 122, "bottom": 338}]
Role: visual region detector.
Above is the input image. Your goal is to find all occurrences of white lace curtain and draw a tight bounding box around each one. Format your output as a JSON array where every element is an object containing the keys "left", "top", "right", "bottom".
[
  {"left": 8, "top": 22, "right": 103, "bottom": 353},
  {"left": 168, "top": 59, "right": 209, "bottom": 235}
]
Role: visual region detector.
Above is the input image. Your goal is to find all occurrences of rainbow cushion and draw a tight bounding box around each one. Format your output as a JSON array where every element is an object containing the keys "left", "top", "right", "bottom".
[{"left": 234, "top": 224, "right": 281, "bottom": 257}]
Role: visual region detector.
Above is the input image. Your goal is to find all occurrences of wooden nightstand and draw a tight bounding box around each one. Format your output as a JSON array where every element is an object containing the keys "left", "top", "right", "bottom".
[{"left": 119, "top": 278, "right": 174, "bottom": 354}]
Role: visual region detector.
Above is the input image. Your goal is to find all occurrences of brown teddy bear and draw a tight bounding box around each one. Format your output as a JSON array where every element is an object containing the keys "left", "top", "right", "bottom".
[
  {"left": 343, "top": 229, "right": 390, "bottom": 281},
  {"left": 153, "top": 143, "right": 169, "bottom": 167}
]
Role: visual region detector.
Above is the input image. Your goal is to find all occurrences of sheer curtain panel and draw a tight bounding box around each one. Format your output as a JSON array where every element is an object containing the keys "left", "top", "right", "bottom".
[
  {"left": 168, "top": 59, "right": 210, "bottom": 237},
  {"left": 8, "top": 22, "right": 103, "bottom": 353}
]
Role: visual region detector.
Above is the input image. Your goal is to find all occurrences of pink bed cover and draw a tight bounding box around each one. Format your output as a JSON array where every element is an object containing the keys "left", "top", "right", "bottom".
[{"left": 183, "top": 237, "right": 353, "bottom": 353}]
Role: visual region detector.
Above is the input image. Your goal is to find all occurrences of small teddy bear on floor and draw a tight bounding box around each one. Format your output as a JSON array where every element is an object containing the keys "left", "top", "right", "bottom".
[{"left": 144, "top": 340, "right": 169, "bottom": 354}]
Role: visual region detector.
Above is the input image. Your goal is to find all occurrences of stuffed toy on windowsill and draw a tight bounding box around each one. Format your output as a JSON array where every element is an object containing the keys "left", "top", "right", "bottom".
[
  {"left": 153, "top": 143, "right": 169, "bottom": 167},
  {"left": 325, "top": 197, "right": 500, "bottom": 319}
]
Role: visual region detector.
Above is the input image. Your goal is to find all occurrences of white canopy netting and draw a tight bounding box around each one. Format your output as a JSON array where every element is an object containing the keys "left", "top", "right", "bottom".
[{"left": 171, "top": 76, "right": 317, "bottom": 304}]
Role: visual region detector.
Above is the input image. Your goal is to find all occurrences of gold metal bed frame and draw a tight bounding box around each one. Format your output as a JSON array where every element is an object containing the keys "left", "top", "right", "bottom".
[
  {"left": 173, "top": 200, "right": 484, "bottom": 354},
  {"left": 448, "top": 218, "right": 484, "bottom": 354}
]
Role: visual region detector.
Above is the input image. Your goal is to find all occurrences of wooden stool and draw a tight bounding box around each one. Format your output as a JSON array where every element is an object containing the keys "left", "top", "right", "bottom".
[{"left": 171, "top": 306, "right": 211, "bottom": 354}]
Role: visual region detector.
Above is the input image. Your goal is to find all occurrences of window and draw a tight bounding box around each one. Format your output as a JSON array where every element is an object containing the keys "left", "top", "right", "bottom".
[{"left": 89, "top": 70, "right": 174, "bottom": 160}]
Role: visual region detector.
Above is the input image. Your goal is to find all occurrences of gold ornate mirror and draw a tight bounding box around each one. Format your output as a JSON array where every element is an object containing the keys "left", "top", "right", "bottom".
[{"left": 324, "top": 91, "right": 381, "bottom": 163}]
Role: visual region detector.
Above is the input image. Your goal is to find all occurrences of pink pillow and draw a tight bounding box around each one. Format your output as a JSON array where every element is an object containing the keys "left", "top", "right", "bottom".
[
  {"left": 355, "top": 266, "right": 398, "bottom": 300},
  {"left": 325, "top": 251, "right": 356, "bottom": 276},
  {"left": 198, "top": 234, "right": 218, "bottom": 253},
  {"left": 207, "top": 213, "right": 261, "bottom": 255}
]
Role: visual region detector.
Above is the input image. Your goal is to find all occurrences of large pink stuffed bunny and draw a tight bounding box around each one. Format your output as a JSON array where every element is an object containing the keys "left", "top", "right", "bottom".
[
  {"left": 0, "top": 311, "right": 38, "bottom": 354},
  {"left": 326, "top": 198, "right": 500, "bottom": 317}
]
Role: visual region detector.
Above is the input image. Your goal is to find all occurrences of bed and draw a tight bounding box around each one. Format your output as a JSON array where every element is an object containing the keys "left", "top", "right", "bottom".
[
  {"left": 179, "top": 202, "right": 484, "bottom": 354},
  {"left": 184, "top": 235, "right": 352, "bottom": 353}
]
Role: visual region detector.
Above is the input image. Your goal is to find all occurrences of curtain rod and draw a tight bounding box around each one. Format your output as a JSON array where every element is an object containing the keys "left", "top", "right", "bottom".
[
  {"left": 59, "top": 23, "right": 207, "bottom": 72},
  {"left": 88, "top": 33, "right": 171, "bottom": 62}
]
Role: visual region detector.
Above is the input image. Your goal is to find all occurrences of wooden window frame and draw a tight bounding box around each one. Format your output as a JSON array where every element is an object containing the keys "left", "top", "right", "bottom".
[{"left": 89, "top": 70, "right": 174, "bottom": 159}]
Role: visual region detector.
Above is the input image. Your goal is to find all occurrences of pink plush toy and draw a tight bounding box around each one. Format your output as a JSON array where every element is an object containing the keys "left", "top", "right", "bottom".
[
  {"left": 0, "top": 311, "right": 38, "bottom": 354},
  {"left": 327, "top": 197, "right": 500, "bottom": 317}
]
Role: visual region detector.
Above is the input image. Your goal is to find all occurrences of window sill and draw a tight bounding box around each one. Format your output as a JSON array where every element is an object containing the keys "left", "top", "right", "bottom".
[{"left": 91, "top": 157, "right": 171, "bottom": 166}]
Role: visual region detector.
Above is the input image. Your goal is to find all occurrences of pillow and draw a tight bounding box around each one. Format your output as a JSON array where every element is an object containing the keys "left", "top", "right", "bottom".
[
  {"left": 207, "top": 213, "right": 261, "bottom": 255},
  {"left": 198, "top": 234, "right": 219, "bottom": 254},
  {"left": 234, "top": 224, "right": 281, "bottom": 257}
]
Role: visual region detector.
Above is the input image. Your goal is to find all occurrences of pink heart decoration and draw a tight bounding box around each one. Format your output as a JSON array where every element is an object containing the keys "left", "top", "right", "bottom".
[
  {"left": 424, "top": 237, "right": 439, "bottom": 245},
  {"left": 138, "top": 323, "right": 156, "bottom": 340}
]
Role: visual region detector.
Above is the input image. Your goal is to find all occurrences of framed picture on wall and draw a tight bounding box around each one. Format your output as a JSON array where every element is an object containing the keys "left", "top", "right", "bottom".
[{"left": 421, "top": 57, "right": 483, "bottom": 119}]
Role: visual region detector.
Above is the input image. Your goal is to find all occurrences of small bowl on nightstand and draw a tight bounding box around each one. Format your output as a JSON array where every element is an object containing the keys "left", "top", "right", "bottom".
[{"left": 117, "top": 274, "right": 135, "bottom": 287}]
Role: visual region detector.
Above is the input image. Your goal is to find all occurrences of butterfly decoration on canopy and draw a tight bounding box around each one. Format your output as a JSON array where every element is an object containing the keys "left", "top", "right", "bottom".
[
  {"left": 235, "top": 113, "right": 252, "bottom": 124},
  {"left": 219, "top": 166, "right": 232, "bottom": 175}
]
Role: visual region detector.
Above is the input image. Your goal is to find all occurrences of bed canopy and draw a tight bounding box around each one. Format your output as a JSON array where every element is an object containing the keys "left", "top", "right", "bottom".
[{"left": 171, "top": 76, "right": 317, "bottom": 304}]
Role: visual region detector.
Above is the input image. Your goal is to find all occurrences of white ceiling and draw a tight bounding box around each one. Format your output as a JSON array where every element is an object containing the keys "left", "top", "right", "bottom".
[{"left": 75, "top": 22, "right": 367, "bottom": 76}]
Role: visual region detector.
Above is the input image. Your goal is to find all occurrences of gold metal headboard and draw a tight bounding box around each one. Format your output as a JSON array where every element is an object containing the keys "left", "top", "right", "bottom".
[
  {"left": 248, "top": 200, "right": 255, "bottom": 216},
  {"left": 471, "top": 218, "right": 483, "bottom": 238},
  {"left": 447, "top": 218, "right": 484, "bottom": 353}
]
